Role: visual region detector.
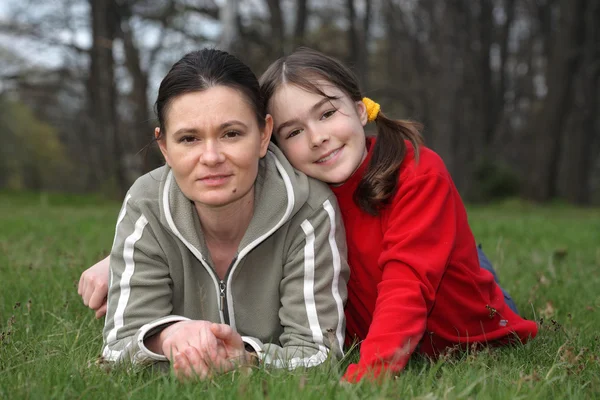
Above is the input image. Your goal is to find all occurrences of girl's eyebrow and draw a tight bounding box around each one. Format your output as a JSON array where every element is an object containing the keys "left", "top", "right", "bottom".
[{"left": 276, "top": 97, "right": 333, "bottom": 136}]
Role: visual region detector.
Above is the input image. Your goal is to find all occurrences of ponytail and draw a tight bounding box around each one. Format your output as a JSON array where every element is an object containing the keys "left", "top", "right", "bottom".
[{"left": 354, "top": 109, "right": 424, "bottom": 215}]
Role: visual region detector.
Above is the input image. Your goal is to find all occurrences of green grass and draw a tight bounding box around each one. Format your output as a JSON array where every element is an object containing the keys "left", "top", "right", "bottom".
[{"left": 1, "top": 192, "right": 599, "bottom": 399}]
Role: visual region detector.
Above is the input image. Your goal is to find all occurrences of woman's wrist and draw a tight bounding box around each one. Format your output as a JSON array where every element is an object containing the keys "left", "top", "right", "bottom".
[{"left": 144, "top": 321, "right": 180, "bottom": 355}]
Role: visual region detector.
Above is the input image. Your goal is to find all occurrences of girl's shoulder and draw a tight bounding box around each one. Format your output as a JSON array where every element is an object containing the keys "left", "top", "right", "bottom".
[{"left": 399, "top": 140, "right": 450, "bottom": 182}]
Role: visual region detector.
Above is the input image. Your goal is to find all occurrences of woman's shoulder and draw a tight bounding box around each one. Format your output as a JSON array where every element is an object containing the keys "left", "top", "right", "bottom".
[{"left": 125, "top": 165, "right": 170, "bottom": 205}]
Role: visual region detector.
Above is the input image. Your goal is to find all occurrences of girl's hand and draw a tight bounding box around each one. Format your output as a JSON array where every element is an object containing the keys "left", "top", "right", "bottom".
[{"left": 78, "top": 255, "right": 110, "bottom": 318}]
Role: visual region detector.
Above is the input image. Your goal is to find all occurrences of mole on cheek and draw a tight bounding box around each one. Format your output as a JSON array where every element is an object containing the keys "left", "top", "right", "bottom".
[{"left": 232, "top": 188, "right": 237, "bottom": 193}]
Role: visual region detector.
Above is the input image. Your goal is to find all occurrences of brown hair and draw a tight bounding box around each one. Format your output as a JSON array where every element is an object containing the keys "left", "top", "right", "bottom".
[{"left": 260, "top": 47, "right": 423, "bottom": 215}]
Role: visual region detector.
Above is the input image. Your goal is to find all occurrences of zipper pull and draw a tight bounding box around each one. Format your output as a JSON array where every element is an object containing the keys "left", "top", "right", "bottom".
[{"left": 219, "top": 280, "right": 226, "bottom": 311}]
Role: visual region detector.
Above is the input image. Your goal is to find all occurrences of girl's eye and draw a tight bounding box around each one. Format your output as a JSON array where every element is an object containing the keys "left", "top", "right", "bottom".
[
  {"left": 223, "top": 130, "right": 241, "bottom": 139},
  {"left": 287, "top": 128, "right": 303, "bottom": 139},
  {"left": 321, "top": 110, "right": 336, "bottom": 120}
]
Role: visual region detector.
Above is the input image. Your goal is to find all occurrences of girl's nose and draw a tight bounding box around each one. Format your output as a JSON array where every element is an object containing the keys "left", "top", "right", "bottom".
[{"left": 310, "top": 129, "right": 329, "bottom": 148}]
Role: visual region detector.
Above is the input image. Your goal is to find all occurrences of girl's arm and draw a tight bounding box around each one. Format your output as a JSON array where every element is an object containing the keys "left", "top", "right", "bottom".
[
  {"left": 344, "top": 173, "right": 458, "bottom": 382},
  {"left": 78, "top": 256, "right": 110, "bottom": 318}
]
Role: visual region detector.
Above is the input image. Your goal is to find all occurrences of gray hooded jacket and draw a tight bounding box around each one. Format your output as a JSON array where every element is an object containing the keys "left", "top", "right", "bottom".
[{"left": 102, "top": 144, "right": 349, "bottom": 368}]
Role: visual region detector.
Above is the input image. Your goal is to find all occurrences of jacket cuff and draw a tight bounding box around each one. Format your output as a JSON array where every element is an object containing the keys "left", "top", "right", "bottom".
[
  {"left": 241, "top": 336, "right": 265, "bottom": 360},
  {"left": 135, "top": 315, "right": 191, "bottom": 362}
]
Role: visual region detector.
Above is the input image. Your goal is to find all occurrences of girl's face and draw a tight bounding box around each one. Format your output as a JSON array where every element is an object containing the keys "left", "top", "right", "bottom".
[
  {"left": 158, "top": 86, "right": 272, "bottom": 209},
  {"left": 268, "top": 82, "right": 368, "bottom": 185}
]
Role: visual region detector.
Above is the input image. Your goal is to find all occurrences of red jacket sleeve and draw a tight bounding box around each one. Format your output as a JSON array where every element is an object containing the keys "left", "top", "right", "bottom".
[{"left": 344, "top": 173, "right": 457, "bottom": 382}]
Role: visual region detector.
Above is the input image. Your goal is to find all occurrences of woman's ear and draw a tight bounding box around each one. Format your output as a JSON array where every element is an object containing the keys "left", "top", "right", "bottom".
[
  {"left": 260, "top": 115, "right": 274, "bottom": 157},
  {"left": 356, "top": 100, "right": 368, "bottom": 126},
  {"left": 156, "top": 127, "right": 170, "bottom": 165}
]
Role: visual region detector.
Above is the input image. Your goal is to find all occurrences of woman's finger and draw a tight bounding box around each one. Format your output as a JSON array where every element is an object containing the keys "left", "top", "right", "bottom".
[
  {"left": 199, "top": 324, "right": 219, "bottom": 365},
  {"left": 184, "top": 346, "right": 210, "bottom": 379}
]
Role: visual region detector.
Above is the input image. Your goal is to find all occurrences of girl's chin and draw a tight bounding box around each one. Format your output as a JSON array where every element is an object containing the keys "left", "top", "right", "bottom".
[{"left": 323, "top": 173, "right": 351, "bottom": 187}]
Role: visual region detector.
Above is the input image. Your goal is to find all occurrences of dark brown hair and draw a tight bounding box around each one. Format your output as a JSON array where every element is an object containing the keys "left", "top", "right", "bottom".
[
  {"left": 260, "top": 47, "right": 423, "bottom": 215},
  {"left": 155, "top": 48, "right": 266, "bottom": 134}
]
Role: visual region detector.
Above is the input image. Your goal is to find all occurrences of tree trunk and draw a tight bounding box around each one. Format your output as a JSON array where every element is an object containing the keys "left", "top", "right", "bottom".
[
  {"left": 218, "top": 0, "right": 239, "bottom": 52},
  {"left": 266, "top": 0, "right": 284, "bottom": 57},
  {"left": 522, "top": 0, "right": 586, "bottom": 201},
  {"left": 293, "top": 0, "right": 308, "bottom": 49},
  {"left": 562, "top": 0, "right": 600, "bottom": 204},
  {"left": 346, "top": 0, "right": 359, "bottom": 72},
  {"left": 88, "top": 0, "right": 126, "bottom": 197}
]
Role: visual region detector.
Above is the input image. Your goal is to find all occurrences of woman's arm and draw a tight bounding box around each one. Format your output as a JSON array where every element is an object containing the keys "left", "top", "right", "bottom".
[
  {"left": 101, "top": 196, "right": 190, "bottom": 365},
  {"left": 241, "top": 195, "right": 350, "bottom": 369},
  {"left": 343, "top": 173, "right": 458, "bottom": 382}
]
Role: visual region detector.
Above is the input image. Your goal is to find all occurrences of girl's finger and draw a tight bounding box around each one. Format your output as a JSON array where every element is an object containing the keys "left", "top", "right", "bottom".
[
  {"left": 77, "top": 275, "right": 84, "bottom": 295},
  {"left": 95, "top": 302, "right": 107, "bottom": 319},
  {"left": 89, "top": 287, "right": 107, "bottom": 309},
  {"left": 82, "top": 285, "right": 94, "bottom": 306}
]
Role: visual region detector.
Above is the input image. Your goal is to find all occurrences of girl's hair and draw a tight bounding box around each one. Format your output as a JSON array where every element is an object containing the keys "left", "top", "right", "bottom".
[
  {"left": 260, "top": 47, "right": 423, "bottom": 215},
  {"left": 155, "top": 48, "right": 266, "bottom": 134}
]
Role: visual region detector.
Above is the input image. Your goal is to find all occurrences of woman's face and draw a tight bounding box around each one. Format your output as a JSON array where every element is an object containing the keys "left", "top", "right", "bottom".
[
  {"left": 158, "top": 86, "right": 272, "bottom": 209},
  {"left": 268, "top": 82, "right": 368, "bottom": 185}
]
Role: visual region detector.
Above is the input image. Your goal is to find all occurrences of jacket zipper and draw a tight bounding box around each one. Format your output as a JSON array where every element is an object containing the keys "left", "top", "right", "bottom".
[
  {"left": 218, "top": 256, "right": 237, "bottom": 326},
  {"left": 219, "top": 280, "right": 226, "bottom": 312}
]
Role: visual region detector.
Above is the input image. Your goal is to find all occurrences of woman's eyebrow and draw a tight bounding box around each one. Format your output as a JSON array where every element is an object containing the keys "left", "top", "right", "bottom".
[
  {"left": 276, "top": 97, "right": 333, "bottom": 135},
  {"left": 171, "top": 120, "right": 249, "bottom": 137}
]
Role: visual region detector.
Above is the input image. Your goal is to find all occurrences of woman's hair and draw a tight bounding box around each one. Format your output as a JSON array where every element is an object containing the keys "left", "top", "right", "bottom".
[
  {"left": 260, "top": 47, "right": 423, "bottom": 215},
  {"left": 155, "top": 48, "right": 266, "bottom": 134}
]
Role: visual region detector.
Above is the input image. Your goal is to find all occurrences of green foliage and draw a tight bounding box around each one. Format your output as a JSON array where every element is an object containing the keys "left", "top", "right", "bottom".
[
  {"left": 473, "top": 159, "right": 521, "bottom": 202},
  {"left": 0, "top": 97, "right": 73, "bottom": 191},
  {"left": 1, "top": 194, "right": 599, "bottom": 398}
]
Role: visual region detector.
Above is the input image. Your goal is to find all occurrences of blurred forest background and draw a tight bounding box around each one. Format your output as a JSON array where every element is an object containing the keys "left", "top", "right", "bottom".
[{"left": 0, "top": 0, "right": 598, "bottom": 204}]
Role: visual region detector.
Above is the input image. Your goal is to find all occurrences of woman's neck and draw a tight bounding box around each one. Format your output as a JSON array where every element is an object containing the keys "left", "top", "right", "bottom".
[{"left": 194, "top": 187, "right": 255, "bottom": 248}]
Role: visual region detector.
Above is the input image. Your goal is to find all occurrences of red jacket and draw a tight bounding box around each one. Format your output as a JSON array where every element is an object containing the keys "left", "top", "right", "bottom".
[{"left": 331, "top": 138, "right": 538, "bottom": 382}]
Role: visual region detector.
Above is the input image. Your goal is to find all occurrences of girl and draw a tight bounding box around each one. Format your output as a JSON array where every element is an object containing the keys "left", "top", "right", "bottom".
[
  {"left": 79, "top": 48, "right": 537, "bottom": 382},
  {"left": 259, "top": 48, "right": 537, "bottom": 382}
]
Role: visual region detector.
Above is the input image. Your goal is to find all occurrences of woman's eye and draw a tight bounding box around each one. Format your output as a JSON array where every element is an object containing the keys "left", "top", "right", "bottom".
[
  {"left": 223, "top": 130, "right": 241, "bottom": 139},
  {"left": 179, "top": 136, "right": 197, "bottom": 143},
  {"left": 321, "top": 110, "right": 336, "bottom": 120},
  {"left": 287, "top": 128, "right": 303, "bottom": 139}
]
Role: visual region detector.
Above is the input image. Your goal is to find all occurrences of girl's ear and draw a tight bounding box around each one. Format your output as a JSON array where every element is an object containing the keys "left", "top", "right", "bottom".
[
  {"left": 156, "top": 127, "right": 170, "bottom": 166},
  {"left": 356, "top": 100, "right": 368, "bottom": 126},
  {"left": 260, "top": 115, "right": 274, "bottom": 157}
]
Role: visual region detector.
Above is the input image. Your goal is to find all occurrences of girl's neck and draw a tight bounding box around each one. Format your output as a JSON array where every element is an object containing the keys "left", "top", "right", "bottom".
[{"left": 194, "top": 187, "right": 255, "bottom": 247}]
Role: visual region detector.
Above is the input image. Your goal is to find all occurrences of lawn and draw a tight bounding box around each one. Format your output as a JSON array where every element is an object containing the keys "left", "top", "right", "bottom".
[{"left": 1, "top": 193, "right": 599, "bottom": 399}]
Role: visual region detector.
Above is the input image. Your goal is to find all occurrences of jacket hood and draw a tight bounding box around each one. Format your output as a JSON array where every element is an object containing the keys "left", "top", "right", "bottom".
[{"left": 158, "top": 142, "right": 310, "bottom": 261}]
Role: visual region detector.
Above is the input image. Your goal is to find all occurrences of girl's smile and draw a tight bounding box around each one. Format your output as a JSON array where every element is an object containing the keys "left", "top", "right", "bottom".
[{"left": 269, "top": 82, "right": 368, "bottom": 185}]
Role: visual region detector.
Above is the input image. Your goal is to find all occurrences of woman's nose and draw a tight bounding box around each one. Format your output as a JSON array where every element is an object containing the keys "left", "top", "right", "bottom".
[{"left": 200, "top": 141, "right": 225, "bottom": 165}]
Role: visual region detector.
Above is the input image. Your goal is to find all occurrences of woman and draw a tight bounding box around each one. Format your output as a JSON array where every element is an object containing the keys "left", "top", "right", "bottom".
[{"left": 91, "top": 48, "right": 349, "bottom": 379}]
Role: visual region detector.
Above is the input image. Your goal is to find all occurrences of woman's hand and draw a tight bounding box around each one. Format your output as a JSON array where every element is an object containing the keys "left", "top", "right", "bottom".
[
  {"left": 145, "top": 321, "right": 254, "bottom": 380},
  {"left": 78, "top": 256, "right": 110, "bottom": 318},
  {"left": 210, "top": 323, "right": 255, "bottom": 367}
]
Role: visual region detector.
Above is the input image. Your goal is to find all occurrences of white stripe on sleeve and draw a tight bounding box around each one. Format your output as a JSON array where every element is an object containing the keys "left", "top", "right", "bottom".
[
  {"left": 109, "top": 194, "right": 132, "bottom": 291},
  {"left": 106, "top": 214, "right": 149, "bottom": 346},
  {"left": 300, "top": 220, "right": 327, "bottom": 355},
  {"left": 322, "top": 199, "right": 345, "bottom": 354}
]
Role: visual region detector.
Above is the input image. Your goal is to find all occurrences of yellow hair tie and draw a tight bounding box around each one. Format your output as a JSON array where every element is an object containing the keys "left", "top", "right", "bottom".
[{"left": 362, "top": 97, "right": 380, "bottom": 122}]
